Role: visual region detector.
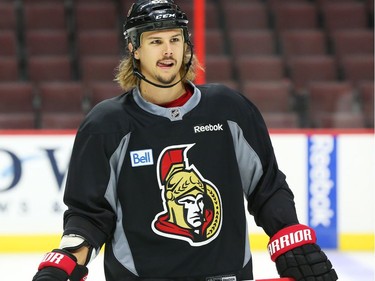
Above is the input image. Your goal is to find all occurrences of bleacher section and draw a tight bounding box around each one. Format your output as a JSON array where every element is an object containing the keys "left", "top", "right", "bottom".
[{"left": 0, "top": 0, "right": 373, "bottom": 129}]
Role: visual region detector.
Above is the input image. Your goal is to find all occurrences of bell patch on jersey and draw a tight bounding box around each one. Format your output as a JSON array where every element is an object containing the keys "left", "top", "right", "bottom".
[
  {"left": 152, "top": 144, "right": 223, "bottom": 247},
  {"left": 130, "top": 149, "right": 154, "bottom": 167}
]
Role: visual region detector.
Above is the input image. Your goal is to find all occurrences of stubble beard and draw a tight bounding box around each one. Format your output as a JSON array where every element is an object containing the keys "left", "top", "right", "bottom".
[{"left": 155, "top": 73, "right": 178, "bottom": 86}]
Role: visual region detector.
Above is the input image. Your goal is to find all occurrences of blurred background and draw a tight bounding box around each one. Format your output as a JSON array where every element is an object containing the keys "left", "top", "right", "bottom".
[{"left": 0, "top": 0, "right": 373, "bottom": 129}]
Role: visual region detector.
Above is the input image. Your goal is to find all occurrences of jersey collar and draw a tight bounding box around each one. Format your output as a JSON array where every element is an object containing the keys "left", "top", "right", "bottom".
[{"left": 132, "top": 81, "right": 201, "bottom": 121}]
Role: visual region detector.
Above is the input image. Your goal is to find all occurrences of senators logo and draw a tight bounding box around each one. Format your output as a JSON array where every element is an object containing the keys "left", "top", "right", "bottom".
[{"left": 152, "top": 144, "right": 222, "bottom": 246}]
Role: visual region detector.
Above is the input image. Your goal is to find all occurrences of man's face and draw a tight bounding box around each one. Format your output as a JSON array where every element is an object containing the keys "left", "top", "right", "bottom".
[
  {"left": 134, "top": 29, "right": 185, "bottom": 86},
  {"left": 177, "top": 192, "right": 205, "bottom": 229}
]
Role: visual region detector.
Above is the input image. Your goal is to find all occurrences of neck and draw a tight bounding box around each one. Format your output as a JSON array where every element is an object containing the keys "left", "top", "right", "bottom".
[{"left": 139, "top": 81, "right": 186, "bottom": 105}]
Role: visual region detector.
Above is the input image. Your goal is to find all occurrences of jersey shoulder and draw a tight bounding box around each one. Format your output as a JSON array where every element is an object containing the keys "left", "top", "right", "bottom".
[
  {"left": 197, "top": 83, "right": 260, "bottom": 114},
  {"left": 79, "top": 91, "right": 133, "bottom": 134}
]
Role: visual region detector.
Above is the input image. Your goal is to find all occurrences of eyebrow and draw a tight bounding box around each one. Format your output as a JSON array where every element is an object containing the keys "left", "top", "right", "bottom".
[{"left": 145, "top": 32, "right": 182, "bottom": 41}]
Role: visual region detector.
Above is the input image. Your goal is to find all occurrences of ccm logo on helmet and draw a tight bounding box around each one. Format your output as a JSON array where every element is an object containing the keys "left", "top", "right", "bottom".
[
  {"left": 156, "top": 13, "right": 176, "bottom": 20},
  {"left": 194, "top": 123, "right": 224, "bottom": 133}
]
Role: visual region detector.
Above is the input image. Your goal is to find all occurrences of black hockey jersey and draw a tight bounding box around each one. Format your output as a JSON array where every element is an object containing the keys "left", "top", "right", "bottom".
[{"left": 63, "top": 82, "right": 298, "bottom": 280}]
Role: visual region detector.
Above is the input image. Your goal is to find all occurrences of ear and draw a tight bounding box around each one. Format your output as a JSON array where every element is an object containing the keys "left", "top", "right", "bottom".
[
  {"left": 134, "top": 50, "right": 140, "bottom": 60},
  {"left": 128, "top": 43, "right": 140, "bottom": 59}
]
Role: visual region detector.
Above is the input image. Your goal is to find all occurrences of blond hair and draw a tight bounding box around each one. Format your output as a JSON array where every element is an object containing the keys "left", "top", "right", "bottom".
[{"left": 114, "top": 43, "right": 202, "bottom": 91}]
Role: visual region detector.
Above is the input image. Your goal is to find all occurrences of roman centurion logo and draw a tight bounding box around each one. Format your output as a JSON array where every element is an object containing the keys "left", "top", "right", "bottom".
[{"left": 152, "top": 144, "right": 223, "bottom": 246}]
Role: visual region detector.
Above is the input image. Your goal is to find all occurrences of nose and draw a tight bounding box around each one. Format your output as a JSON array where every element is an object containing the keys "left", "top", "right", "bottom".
[{"left": 163, "top": 42, "right": 173, "bottom": 56}]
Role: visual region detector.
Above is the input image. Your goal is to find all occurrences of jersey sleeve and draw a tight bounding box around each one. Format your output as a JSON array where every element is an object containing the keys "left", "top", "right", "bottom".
[
  {"left": 62, "top": 98, "right": 130, "bottom": 249},
  {"left": 62, "top": 130, "right": 117, "bottom": 249},
  {"left": 232, "top": 92, "right": 299, "bottom": 237}
]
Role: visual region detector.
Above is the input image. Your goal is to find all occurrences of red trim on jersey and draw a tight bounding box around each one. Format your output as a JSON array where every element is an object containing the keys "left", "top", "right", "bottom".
[
  {"left": 155, "top": 209, "right": 213, "bottom": 240},
  {"left": 160, "top": 86, "right": 193, "bottom": 108}
]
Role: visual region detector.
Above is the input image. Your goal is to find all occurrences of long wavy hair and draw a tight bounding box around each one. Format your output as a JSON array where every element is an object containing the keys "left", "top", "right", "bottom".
[{"left": 114, "top": 40, "right": 202, "bottom": 91}]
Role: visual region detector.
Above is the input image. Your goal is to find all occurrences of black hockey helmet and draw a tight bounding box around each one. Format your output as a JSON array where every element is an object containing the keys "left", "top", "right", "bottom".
[{"left": 123, "top": 0, "right": 191, "bottom": 49}]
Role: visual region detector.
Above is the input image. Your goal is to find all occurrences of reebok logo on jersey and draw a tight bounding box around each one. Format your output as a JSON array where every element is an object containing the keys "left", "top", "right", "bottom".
[
  {"left": 194, "top": 123, "right": 223, "bottom": 133},
  {"left": 130, "top": 149, "right": 154, "bottom": 167}
]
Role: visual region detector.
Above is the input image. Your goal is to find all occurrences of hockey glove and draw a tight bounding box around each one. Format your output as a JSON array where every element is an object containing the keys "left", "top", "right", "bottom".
[
  {"left": 268, "top": 224, "right": 338, "bottom": 281},
  {"left": 32, "top": 249, "right": 88, "bottom": 281}
]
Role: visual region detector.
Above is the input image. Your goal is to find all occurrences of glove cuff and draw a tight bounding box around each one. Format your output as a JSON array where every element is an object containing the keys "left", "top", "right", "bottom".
[
  {"left": 268, "top": 224, "right": 317, "bottom": 262},
  {"left": 37, "top": 249, "right": 88, "bottom": 281},
  {"left": 38, "top": 249, "right": 77, "bottom": 275}
]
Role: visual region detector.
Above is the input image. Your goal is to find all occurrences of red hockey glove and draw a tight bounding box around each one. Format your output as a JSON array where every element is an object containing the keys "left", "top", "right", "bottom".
[
  {"left": 32, "top": 249, "right": 88, "bottom": 281},
  {"left": 268, "top": 224, "right": 338, "bottom": 281}
]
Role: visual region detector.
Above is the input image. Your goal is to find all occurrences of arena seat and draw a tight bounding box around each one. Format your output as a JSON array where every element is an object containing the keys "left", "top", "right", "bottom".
[
  {"left": 316, "top": 0, "right": 363, "bottom": 9},
  {"left": 37, "top": 82, "right": 86, "bottom": 112},
  {"left": 88, "top": 82, "right": 123, "bottom": 108},
  {"left": 74, "top": 2, "right": 118, "bottom": 31},
  {"left": 266, "top": 0, "right": 310, "bottom": 12},
  {"left": 199, "top": 29, "right": 226, "bottom": 55},
  {"left": 314, "top": 112, "right": 366, "bottom": 128},
  {"left": 0, "top": 3, "right": 17, "bottom": 30},
  {"left": 0, "top": 82, "right": 36, "bottom": 129},
  {"left": 340, "top": 55, "right": 374, "bottom": 86},
  {"left": 307, "top": 81, "right": 360, "bottom": 127},
  {"left": 321, "top": 2, "right": 368, "bottom": 34},
  {"left": 236, "top": 55, "right": 285, "bottom": 82},
  {"left": 28, "top": 56, "right": 72, "bottom": 82},
  {"left": 81, "top": 56, "right": 120, "bottom": 82},
  {"left": 77, "top": 30, "right": 120, "bottom": 56},
  {"left": 24, "top": 2, "right": 67, "bottom": 30},
  {"left": 230, "top": 30, "right": 276, "bottom": 58},
  {"left": 22, "top": 0, "right": 67, "bottom": 2},
  {"left": 26, "top": 30, "right": 69, "bottom": 56},
  {"left": 272, "top": 2, "right": 318, "bottom": 32},
  {"left": 219, "top": 0, "right": 261, "bottom": 3},
  {"left": 242, "top": 81, "right": 293, "bottom": 113},
  {"left": 332, "top": 30, "right": 374, "bottom": 62},
  {"left": 262, "top": 112, "right": 300, "bottom": 128},
  {"left": 222, "top": 2, "right": 268, "bottom": 30},
  {"left": 0, "top": 58, "right": 19, "bottom": 81},
  {"left": 279, "top": 30, "right": 327, "bottom": 58},
  {"left": 0, "top": 31, "right": 18, "bottom": 57},
  {"left": 37, "top": 81, "right": 86, "bottom": 129},
  {"left": 205, "top": 55, "right": 233, "bottom": 82},
  {"left": 358, "top": 82, "right": 374, "bottom": 128},
  {"left": 242, "top": 81, "right": 299, "bottom": 128},
  {"left": 39, "top": 113, "right": 85, "bottom": 129},
  {"left": 287, "top": 55, "right": 338, "bottom": 91},
  {"left": 308, "top": 81, "right": 355, "bottom": 112}
]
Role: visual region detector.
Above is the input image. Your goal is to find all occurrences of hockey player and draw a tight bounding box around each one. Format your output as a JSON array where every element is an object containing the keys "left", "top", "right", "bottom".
[{"left": 32, "top": 0, "right": 338, "bottom": 280}]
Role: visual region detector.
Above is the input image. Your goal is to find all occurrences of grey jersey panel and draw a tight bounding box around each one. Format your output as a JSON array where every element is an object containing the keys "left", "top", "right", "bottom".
[
  {"left": 227, "top": 120, "right": 263, "bottom": 269},
  {"left": 227, "top": 120, "right": 263, "bottom": 197},
  {"left": 104, "top": 133, "right": 138, "bottom": 276}
]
